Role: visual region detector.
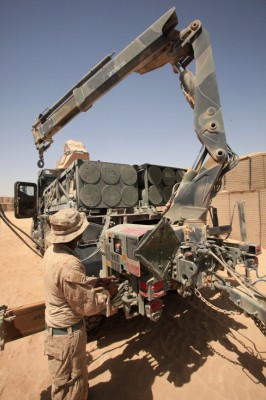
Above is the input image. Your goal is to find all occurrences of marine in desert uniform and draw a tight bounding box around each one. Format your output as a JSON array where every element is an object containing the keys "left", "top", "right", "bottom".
[{"left": 42, "top": 208, "right": 116, "bottom": 400}]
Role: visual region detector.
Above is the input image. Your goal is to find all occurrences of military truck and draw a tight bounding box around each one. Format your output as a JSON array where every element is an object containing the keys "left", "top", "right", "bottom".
[{"left": 2, "top": 8, "right": 265, "bottom": 348}]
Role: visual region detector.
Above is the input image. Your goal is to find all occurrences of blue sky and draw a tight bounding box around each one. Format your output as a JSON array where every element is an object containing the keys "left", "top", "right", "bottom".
[{"left": 1, "top": 0, "right": 265, "bottom": 195}]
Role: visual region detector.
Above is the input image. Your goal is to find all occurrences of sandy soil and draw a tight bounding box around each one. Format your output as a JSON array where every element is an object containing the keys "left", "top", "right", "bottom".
[{"left": 0, "top": 212, "right": 265, "bottom": 400}]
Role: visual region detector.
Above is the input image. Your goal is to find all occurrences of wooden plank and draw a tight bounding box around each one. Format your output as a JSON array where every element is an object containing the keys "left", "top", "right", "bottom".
[{"left": 3, "top": 301, "right": 45, "bottom": 346}]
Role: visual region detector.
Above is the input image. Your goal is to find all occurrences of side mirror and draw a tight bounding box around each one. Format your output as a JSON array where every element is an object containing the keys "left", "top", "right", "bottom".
[{"left": 14, "top": 182, "right": 37, "bottom": 219}]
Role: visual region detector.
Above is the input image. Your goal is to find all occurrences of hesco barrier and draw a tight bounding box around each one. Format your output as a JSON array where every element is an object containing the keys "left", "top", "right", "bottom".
[
  {"left": 0, "top": 197, "right": 14, "bottom": 212},
  {"left": 222, "top": 152, "right": 266, "bottom": 192},
  {"left": 210, "top": 152, "right": 266, "bottom": 247}
]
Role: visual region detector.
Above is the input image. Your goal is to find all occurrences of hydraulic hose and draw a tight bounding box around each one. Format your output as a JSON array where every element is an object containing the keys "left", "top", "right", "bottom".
[{"left": 0, "top": 204, "right": 44, "bottom": 258}]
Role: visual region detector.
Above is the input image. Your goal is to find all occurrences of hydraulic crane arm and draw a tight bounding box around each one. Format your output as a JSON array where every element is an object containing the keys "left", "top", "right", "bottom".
[
  {"left": 32, "top": 7, "right": 228, "bottom": 172},
  {"left": 32, "top": 7, "right": 178, "bottom": 166}
]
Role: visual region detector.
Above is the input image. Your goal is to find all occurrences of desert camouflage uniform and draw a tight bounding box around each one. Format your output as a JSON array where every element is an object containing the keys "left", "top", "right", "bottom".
[{"left": 43, "top": 244, "right": 107, "bottom": 400}]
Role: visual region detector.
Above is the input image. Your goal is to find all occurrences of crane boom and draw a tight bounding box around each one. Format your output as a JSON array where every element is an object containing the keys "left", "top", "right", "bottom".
[
  {"left": 32, "top": 8, "right": 178, "bottom": 165},
  {"left": 32, "top": 7, "right": 228, "bottom": 172}
]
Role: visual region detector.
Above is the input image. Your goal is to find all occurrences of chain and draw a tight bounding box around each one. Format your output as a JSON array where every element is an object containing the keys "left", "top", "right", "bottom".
[
  {"left": 252, "top": 316, "right": 266, "bottom": 337},
  {"left": 206, "top": 344, "right": 241, "bottom": 366},
  {"left": 195, "top": 289, "right": 266, "bottom": 337},
  {"left": 194, "top": 289, "right": 239, "bottom": 316}
]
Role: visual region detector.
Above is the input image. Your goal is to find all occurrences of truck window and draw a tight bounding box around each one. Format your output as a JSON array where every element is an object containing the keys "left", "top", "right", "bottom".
[{"left": 14, "top": 182, "right": 37, "bottom": 218}]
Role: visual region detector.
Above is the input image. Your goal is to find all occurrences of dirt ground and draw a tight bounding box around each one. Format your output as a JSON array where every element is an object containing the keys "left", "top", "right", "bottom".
[{"left": 0, "top": 212, "right": 265, "bottom": 400}]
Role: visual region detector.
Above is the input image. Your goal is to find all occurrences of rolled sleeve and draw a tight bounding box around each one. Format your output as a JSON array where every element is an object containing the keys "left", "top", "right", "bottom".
[{"left": 63, "top": 269, "right": 107, "bottom": 316}]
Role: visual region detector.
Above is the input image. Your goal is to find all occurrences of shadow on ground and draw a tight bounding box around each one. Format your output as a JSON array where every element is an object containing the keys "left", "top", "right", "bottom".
[
  {"left": 39, "top": 290, "right": 266, "bottom": 400},
  {"left": 87, "top": 291, "right": 266, "bottom": 400}
]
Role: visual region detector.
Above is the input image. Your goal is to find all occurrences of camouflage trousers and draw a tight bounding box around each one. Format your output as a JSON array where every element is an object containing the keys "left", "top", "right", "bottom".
[{"left": 44, "top": 323, "right": 88, "bottom": 400}]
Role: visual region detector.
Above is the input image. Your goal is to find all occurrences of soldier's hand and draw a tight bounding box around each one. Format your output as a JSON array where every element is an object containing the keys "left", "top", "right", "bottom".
[
  {"left": 98, "top": 276, "right": 118, "bottom": 297},
  {"left": 101, "top": 276, "right": 116, "bottom": 285},
  {"left": 105, "top": 282, "right": 118, "bottom": 297}
]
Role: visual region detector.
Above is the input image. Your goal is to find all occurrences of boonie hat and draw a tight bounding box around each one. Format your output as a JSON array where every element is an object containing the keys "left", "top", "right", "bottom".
[{"left": 46, "top": 209, "right": 89, "bottom": 244}]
